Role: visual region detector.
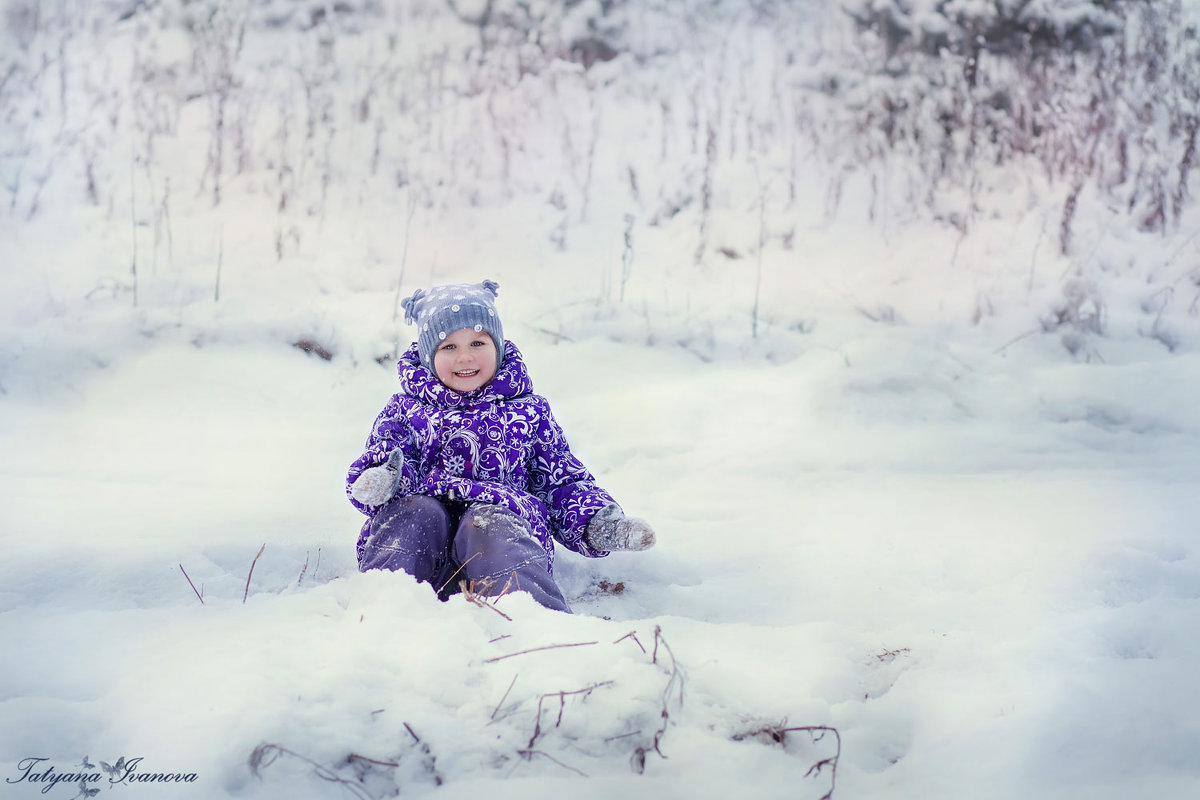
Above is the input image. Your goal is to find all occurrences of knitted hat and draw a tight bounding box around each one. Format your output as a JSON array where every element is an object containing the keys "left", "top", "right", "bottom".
[{"left": 401, "top": 279, "right": 504, "bottom": 369}]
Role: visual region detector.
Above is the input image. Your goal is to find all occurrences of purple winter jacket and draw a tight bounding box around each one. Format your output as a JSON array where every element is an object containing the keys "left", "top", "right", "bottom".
[{"left": 347, "top": 341, "right": 613, "bottom": 571}]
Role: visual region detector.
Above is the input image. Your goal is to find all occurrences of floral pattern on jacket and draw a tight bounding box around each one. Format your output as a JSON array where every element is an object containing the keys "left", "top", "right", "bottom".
[{"left": 347, "top": 341, "right": 613, "bottom": 570}]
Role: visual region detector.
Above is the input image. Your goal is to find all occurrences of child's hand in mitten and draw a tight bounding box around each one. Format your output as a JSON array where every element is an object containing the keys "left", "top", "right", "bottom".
[
  {"left": 350, "top": 450, "right": 404, "bottom": 506},
  {"left": 585, "top": 503, "right": 656, "bottom": 552}
]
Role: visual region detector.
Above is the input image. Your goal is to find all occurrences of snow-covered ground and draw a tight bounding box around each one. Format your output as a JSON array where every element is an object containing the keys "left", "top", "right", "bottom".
[
  {"left": 3, "top": 1, "right": 1200, "bottom": 798},
  {"left": 4, "top": 320, "right": 1200, "bottom": 800}
]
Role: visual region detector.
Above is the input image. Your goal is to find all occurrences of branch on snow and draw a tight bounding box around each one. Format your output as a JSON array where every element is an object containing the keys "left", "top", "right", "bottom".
[
  {"left": 483, "top": 641, "right": 599, "bottom": 663},
  {"left": 631, "top": 625, "right": 685, "bottom": 774},
  {"left": 248, "top": 724, "right": 442, "bottom": 797},
  {"left": 731, "top": 720, "right": 842, "bottom": 800},
  {"left": 243, "top": 543, "right": 266, "bottom": 604},
  {"left": 178, "top": 563, "right": 204, "bottom": 605},
  {"left": 526, "top": 682, "right": 615, "bottom": 751}
]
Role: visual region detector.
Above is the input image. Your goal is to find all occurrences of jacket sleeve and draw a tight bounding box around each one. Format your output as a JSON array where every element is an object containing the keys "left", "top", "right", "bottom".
[
  {"left": 346, "top": 394, "right": 422, "bottom": 515},
  {"left": 527, "top": 397, "right": 614, "bottom": 558}
]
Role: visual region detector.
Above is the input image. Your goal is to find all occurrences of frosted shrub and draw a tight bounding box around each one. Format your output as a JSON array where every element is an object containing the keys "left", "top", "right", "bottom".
[
  {"left": 821, "top": 0, "right": 1200, "bottom": 356},
  {"left": 1042, "top": 277, "right": 1106, "bottom": 360},
  {"left": 834, "top": 0, "right": 1199, "bottom": 244}
]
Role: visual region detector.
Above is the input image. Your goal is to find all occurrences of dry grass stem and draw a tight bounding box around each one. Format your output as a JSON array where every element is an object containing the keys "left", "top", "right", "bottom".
[
  {"left": 297, "top": 550, "right": 310, "bottom": 585},
  {"left": 483, "top": 641, "right": 599, "bottom": 664},
  {"left": 179, "top": 563, "right": 204, "bottom": 605},
  {"left": 516, "top": 749, "right": 587, "bottom": 777},
  {"left": 346, "top": 753, "right": 399, "bottom": 768},
  {"left": 788, "top": 726, "right": 841, "bottom": 800},
  {"left": 873, "top": 647, "right": 911, "bottom": 663},
  {"left": 492, "top": 570, "right": 520, "bottom": 604},
  {"left": 649, "top": 626, "right": 683, "bottom": 758},
  {"left": 243, "top": 543, "right": 266, "bottom": 604},
  {"left": 527, "top": 682, "right": 615, "bottom": 750},
  {"left": 733, "top": 722, "right": 841, "bottom": 800},
  {"left": 248, "top": 744, "right": 373, "bottom": 800},
  {"left": 461, "top": 579, "right": 513, "bottom": 620},
  {"left": 436, "top": 552, "right": 480, "bottom": 595},
  {"left": 613, "top": 630, "right": 646, "bottom": 653},
  {"left": 492, "top": 674, "right": 519, "bottom": 720}
]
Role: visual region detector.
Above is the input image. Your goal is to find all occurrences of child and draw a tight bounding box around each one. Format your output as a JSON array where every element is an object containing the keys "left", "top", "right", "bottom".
[{"left": 346, "top": 280, "right": 655, "bottom": 612}]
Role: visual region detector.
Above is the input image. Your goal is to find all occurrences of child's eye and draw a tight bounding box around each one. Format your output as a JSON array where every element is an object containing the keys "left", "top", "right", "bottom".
[{"left": 471, "top": 340, "right": 486, "bottom": 347}]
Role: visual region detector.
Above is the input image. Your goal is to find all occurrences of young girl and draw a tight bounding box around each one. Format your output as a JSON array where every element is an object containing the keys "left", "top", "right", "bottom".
[{"left": 346, "top": 280, "right": 655, "bottom": 612}]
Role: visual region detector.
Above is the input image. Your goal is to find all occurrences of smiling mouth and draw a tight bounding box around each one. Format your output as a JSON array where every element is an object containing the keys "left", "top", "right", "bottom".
[{"left": 453, "top": 369, "right": 479, "bottom": 378}]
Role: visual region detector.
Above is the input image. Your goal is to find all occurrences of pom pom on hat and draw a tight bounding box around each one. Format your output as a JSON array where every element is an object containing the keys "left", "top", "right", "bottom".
[{"left": 401, "top": 289, "right": 426, "bottom": 325}]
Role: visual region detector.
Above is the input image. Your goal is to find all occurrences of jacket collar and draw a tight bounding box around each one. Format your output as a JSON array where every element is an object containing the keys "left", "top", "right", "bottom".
[{"left": 396, "top": 340, "right": 533, "bottom": 408}]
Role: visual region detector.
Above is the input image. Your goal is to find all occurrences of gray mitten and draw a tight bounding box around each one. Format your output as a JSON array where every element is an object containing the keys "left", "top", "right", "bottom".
[
  {"left": 350, "top": 449, "right": 404, "bottom": 506},
  {"left": 585, "top": 503, "right": 657, "bottom": 552}
]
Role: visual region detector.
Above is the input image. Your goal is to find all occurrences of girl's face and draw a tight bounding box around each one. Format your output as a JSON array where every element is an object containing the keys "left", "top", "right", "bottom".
[{"left": 433, "top": 328, "right": 498, "bottom": 393}]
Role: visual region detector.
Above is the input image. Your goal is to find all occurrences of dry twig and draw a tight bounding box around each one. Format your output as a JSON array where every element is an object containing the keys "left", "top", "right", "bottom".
[
  {"left": 517, "top": 749, "right": 587, "bottom": 777},
  {"left": 483, "top": 641, "right": 599, "bottom": 664},
  {"left": 732, "top": 722, "right": 842, "bottom": 800},
  {"left": 248, "top": 744, "right": 373, "bottom": 800},
  {"left": 402, "top": 723, "right": 443, "bottom": 786},
  {"left": 461, "top": 579, "right": 512, "bottom": 621},
  {"left": 436, "top": 552, "right": 480, "bottom": 595},
  {"left": 526, "top": 682, "right": 614, "bottom": 750},
  {"left": 243, "top": 543, "right": 266, "bottom": 604},
  {"left": 346, "top": 754, "right": 399, "bottom": 768},
  {"left": 789, "top": 726, "right": 842, "bottom": 800},
  {"left": 613, "top": 630, "right": 646, "bottom": 653},
  {"left": 492, "top": 674, "right": 519, "bottom": 720},
  {"left": 179, "top": 563, "right": 204, "bottom": 605},
  {"left": 873, "top": 647, "right": 911, "bottom": 663},
  {"left": 649, "top": 626, "right": 683, "bottom": 759},
  {"left": 492, "top": 570, "right": 520, "bottom": 604}
]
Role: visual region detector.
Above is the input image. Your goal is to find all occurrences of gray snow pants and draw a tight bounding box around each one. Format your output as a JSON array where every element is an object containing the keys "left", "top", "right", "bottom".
[{"left": 359, "top": 494, "right": 571, "bottom": 613}]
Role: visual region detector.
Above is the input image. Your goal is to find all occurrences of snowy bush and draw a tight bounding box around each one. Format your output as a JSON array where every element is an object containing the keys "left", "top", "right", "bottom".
[
  {"left": 832, "top": 0, "right": 1200, "bottom": 241},
  {"left": 2, "top": 0, "right": 1198, "bottom": 367},
  {"left": 817, "top": 0, "right": 1200, "bottom": 355}
]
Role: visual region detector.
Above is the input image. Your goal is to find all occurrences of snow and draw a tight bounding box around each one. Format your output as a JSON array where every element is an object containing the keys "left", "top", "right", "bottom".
[{"left": 3, "top": 1, "right": 1200, "bottom": 798}]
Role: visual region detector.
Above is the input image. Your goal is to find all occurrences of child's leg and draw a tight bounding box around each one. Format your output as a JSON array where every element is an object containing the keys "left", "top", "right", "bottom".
[
  {"left": 360, "top": 495, "right": 451, "bottom": 584},
  {"left": 453, "top": 505, "right": 571, "bottom": 613}
]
